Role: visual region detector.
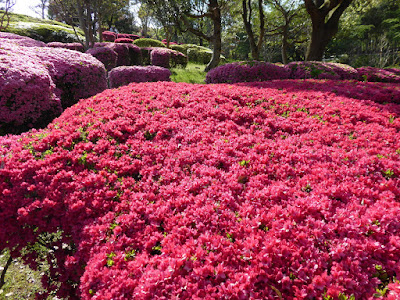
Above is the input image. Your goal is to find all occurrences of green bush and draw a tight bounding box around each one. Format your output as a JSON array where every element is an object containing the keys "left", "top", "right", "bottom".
[
  {"left": 178, "top": 44, "right": 212, "bottom": 55},
  {"left": 169, "top": 44, "right": 185, "bottom": 54},
  {"left": 133, "top": 38, "right": 166, "bottom": 48},
  {"left": 1, "top": 12, "right": 84, "bottom": 43},
  {"left": 187, "top": 48, "right": 213, "bottom": 64}
]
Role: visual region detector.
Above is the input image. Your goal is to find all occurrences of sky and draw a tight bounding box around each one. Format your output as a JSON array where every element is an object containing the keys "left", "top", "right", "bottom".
[{"left": 12, "top": 0, "right": 42, "bottom": 18}]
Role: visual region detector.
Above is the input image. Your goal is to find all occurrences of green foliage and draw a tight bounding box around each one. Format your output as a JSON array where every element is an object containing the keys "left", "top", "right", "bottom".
[
  {"left": 134, "top": 38, "right": 166, "bottom": 48},
  {"left": 0, "top": 11, "right": 84, "bottom": 42},
  {"left": 187, "top": 48, "right": 213, "bottom": 64},
  {"left": 169, "top": 44, "right": 185, "bottom": 53}
]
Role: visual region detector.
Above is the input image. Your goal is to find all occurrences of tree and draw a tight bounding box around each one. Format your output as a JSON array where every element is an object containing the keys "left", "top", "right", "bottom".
[
  {"left": 30, "top": 0, "right": 49, "bottom": 19},
  {"left": 142, "top": 0, "right": 224, "bottom": 71},
  {"left": 0, "top": 0, "right": 15, "bottom": 31},
  {"left": 264, "top": 0, "right": 307, "bottom": 64},
  {"left": 304, "top": 0, "right": 353, "bottom": 61},
  {"left": 49, "top": 0, "right": 131, "bottom": 48},
  {"left": 241, "top": 0, "right": 265, "bottom": 60},
  {"left": 180, "top": 0, "right": 227, "bottom": 71}
]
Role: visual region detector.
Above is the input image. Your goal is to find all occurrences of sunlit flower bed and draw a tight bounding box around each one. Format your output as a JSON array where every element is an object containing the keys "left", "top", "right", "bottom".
[{"left": 1, "top": 80, "right": 400, "bottom": 299}]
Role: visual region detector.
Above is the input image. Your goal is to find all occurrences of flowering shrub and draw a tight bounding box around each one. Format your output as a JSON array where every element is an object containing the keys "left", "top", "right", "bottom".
[
  {"left": 150, "top": 48, "right": 187, "bottom": 68},
  {"left": 86, "top": 47, "right": 118, "bottom": 71},
  {"left": 0, "top": 32, "right": 46, "bottom": 47},
  {"left": 0, "top": 49, "right": 62, "bottom": 134},
  {"left": 287, "top": 61, "right": 359, "bottom": 80},
  {"left": 1, "top": 41, "right": 107, "bottom": 109},
  {"left": 115, "top": 38, "right": 134, "bottom": 44},
  {"left": 102, "top": 43, "right": 130, "bottom": 67},
  {"left": 126, "top": 43, "right": 142, "bottom": 66},
  {"left": 102, "top": 31, "right": 116, "bottom": 42},
  {"left": 47, "top": 42, "right": 84, "bottom": 52},
  {"left": 108, "top": 66, "right": 171, "bottom": 87},
  {"left": 117, "top": 34, "right": 140, "bottom": 40},
  {"left": 1, "top": 80, "right": 400, "bottom": 299},
  {"left": 206, "top": 61, "right": 290, "bottom": 83},
  {"left": 150, "top": 47, "right": 171, "bottom": 68},
  {"left": 357, "top": 66, "right": 400, "bottom": 83}
]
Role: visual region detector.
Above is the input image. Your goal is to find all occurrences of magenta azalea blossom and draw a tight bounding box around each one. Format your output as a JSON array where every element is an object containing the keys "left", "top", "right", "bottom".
[{"left": 1, "top": 80, "right": 399, "bottom": 299}]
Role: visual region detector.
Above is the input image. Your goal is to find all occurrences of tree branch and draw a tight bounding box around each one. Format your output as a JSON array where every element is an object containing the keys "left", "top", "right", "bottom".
[{"left": 0, "top": 252, "right": 12, "bottom": 289}]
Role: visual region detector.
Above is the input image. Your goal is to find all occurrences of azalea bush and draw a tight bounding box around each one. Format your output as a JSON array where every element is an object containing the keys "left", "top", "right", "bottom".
[
  {"left": 47, "top": 42, "right": 84, "bottom": 52},
  {"left": 86, "top": 47, "right": 118, "bottom": 71},
  {"left": 206, "top": 61, "right": 291, "bottom": 84},
  {"left": 0, "top": 32, "right": 46, "bottom": 47},
  {"left": 1, "top": 80, "right": 399, "bottom": 299},
  {"left": 0, "top": 49, "right": 62, "bottom": 134},
  {"left": 108, "top": 66, "right": 171, "bottom": 88},
  {"left": 102, "top": 31, "right": 116, "bottom": 42},
  {"left": 115, "top": 38, "right": 135, "bottom": 44},
  {"left": 117, "top": 33, "right": 140, "bottom": 40},
  {"left": 1, "top": 38, "right": 107, "bottom": 113},
  {"left": 287, "top": 61, "right": 359, "bottom": 80},
  {"left": 150, "top": 48, "right": 187, "bottom": 69},
  {"left": 357, "top": 66, "right": 400, "bottom": 83}
]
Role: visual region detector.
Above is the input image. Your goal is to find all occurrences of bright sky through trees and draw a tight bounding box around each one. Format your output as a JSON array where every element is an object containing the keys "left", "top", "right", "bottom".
[{"left": 12, "top": 0, "right": 41, "bottom": 17}]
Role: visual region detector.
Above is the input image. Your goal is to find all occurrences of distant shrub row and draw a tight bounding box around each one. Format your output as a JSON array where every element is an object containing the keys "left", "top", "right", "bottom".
[
  {"left": 0, "top": 33, "right": 173, "bottom": 135},
  {"left": 206, "top": 61, "right": 400, "bottom": 84}
]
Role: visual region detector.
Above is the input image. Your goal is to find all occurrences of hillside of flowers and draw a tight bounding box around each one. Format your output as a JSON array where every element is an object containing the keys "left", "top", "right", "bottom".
[{"left": 1, "top": 80, "right": 400, "bottom": 299}]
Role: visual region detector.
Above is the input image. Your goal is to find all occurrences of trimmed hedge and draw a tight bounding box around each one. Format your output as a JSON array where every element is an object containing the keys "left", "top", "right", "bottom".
[
  {"left": 102, "top": 31, "right": 116, "bottom": 42},
  {"left": 0, "top": 47, "right": 62, "bottom": 134},
  {"left": 357, "top": 66, "right": 400, "bottom": 83},
  {"left": 108, "top": 65, "right": 171, "bottom": 88},
  {"left": 187, "top": 48, "right": 213, "bottom": 64},
  {"left": 86, "top": 47, "right": 118, "bottom": 71},
  {"left": 1, "top": 37, "right": 107, "bottom": 109},
  {"left": 287, "top": 61, "right": 358, "bottom": 80},
  {"left": 47, "top": 42, "right": 84, "bottom": 52},
  {"left": 0, "top": 32, "right": 46, "bottom": 47},
  {"left": 115, "top": 38, "right": 135, "bottom": 44},
  {"left": 150, "top": 48, "right": 187, "bottom": 69},
  {"left": 205, "top": 61, "right": 290, "bottom": 84},
  {"left": 134, "top": 38, "right": 166, "bottom": 48}
]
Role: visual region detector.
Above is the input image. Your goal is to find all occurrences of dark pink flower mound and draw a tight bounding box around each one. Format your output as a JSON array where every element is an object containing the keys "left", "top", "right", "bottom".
[
  {"left": 103, "top": 43, "right": 130, "bottom": 67},
  {"left": 117, "top": 33, "right": 139, "bottom": 40},
  {"left": 0, "top": 32, "right": 46, "bottom": 47},
  {"left": 150, "top": 47, "right": 171, "bottom": 68},
  {"left": 0, "top": 50, "right": 62, "bottom": 134},
  {"left": 86, "top": 47, "right": 118, "bottom": 71},
  {"left": 1, "top": 80, "right": 400, "bottom": 299},
  {"left": 126, "top": 43, "right": 142, "bottom": 66},
  {"left": 205, "top": 61, "right": 291, "bottom": 84},
  {"left": 357, "top": 67, "right": 400, "bottom": 83},
  {"left": 115, "top": 38, "right": 135, "bottom": 44},
  {"left": 47, "top": 42, "right": 84, "bottom": 52},
  {"left": 102, "top": 31, "right": 116, "bottom": 42},
  {"left": 25, "top": 47, "right": 107, "bottom": 108},
  {"left": 108, "top": 66, "right": 171, "bottom": 88},
  {"left": 287, "top": 61, "right": 358, "bottom": 80}
]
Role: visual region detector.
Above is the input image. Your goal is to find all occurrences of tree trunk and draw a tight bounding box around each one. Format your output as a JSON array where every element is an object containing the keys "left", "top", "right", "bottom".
[
  {"left": 304, "top": 0, "right": 353, "bottom": 61},
  {"left": 205, "top": 0, "right": 221, "bottom": 72},
  {"left": 305, "top": 22, "right": 337, "bottom": 61},
  {"left": 281, "top": 28, "right": 289, "bottom": 64},
  {"left": 242, "top": 0, "right": 265, "bottom": 61}
]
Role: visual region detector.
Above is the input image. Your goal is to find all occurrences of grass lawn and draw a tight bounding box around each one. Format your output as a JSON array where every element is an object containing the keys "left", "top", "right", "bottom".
[{"left": 170, "top": 62, "right": 207, "bottom": 84}]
